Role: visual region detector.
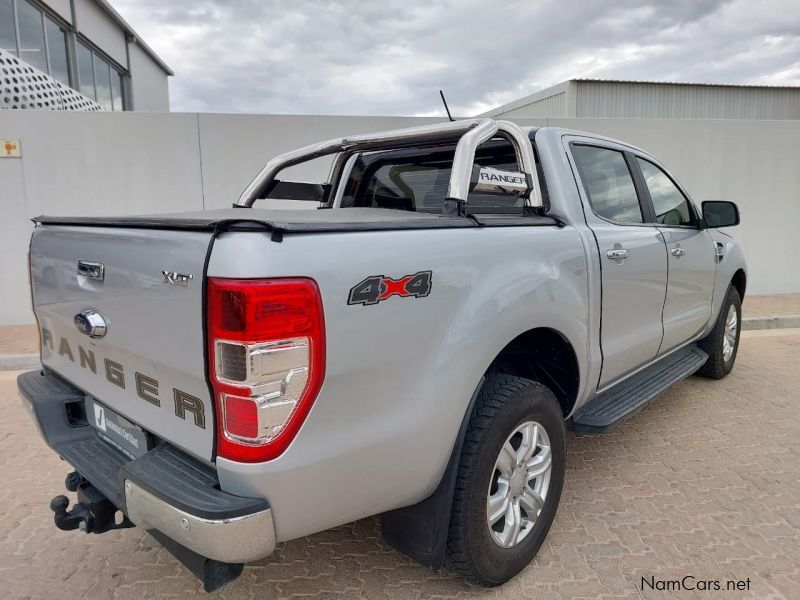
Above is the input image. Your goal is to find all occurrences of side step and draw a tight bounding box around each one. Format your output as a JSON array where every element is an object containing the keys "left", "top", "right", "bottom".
[{"left": 572, "top": 345, "right": 708, "bottom": 433}]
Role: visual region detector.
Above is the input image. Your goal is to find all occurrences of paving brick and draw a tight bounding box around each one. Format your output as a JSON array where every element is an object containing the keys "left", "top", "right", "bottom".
[{"left": 1, "top": 331, "right": 798, "bottom": 598}]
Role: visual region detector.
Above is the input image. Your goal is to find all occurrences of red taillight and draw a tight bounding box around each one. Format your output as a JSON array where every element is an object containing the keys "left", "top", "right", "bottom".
[{"left": 208, "top": 278, "right": 325, "bottom": 462}]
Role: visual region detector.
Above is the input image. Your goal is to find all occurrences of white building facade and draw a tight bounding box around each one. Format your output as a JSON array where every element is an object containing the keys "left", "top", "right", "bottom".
[{"left": 0, "top": 0, "right": 171, "bottom": 111}]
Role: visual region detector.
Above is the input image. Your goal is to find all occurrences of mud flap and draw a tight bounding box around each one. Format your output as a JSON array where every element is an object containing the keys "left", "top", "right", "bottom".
[
  {"left": 149, "top": 530, "right": 244, "bottom": 593},
  {"left": 380, "top": 377, "right": 484, "bottom": 569}
]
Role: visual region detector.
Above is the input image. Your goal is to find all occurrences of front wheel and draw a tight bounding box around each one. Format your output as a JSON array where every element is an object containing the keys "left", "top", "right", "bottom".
[
  {"left": 697, "top": 286, "right": 742, "bottom": 379},
  {"left": 446, "top": 375, "right": 566, "bottom": 586}
]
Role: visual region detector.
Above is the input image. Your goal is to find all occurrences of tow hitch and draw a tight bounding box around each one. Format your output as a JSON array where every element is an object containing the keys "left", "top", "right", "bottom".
[
  {"left": 49, "top": 471, "right": 134, "bottom": 534},
  {"left": 49, "top": 470, "right": 243, "bottom": 592}
]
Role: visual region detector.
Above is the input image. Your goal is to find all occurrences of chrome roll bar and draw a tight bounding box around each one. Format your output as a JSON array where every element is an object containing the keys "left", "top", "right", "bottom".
[{"left": 236, "top": 118, "right": 542, "bottom": 211}]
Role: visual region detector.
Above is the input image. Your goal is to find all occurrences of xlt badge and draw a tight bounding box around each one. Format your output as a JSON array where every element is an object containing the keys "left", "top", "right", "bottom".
[{"left": 162, "top": 271, "right": 194, "bottom": 287}]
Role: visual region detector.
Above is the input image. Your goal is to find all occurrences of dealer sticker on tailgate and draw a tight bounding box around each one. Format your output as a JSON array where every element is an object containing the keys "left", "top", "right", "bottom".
[{"left": 86, "top": 397, "right": 149, "bottom": 459}]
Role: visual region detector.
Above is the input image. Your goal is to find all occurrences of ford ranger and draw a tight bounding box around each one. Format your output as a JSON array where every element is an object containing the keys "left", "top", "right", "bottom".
[{"left": 18, "top": 118, "right": 746, "bottom": 591}]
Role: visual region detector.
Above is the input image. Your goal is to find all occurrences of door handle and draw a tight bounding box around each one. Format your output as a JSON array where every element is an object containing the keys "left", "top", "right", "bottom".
[
  {"left": 671, "top": 247, "right": 686, "bottom": 257},
  {"left": 606, "top": 248, "right": 630, "bottom": 260}
]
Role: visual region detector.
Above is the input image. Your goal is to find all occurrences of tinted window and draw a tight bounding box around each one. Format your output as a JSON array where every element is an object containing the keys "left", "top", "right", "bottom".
[
  {"left": 45, "top": 17, "right": 69, "bottom": 84},
  {"left": 636, "top": 158, "right": 694, "bottom": 226},
  {"left": 354, "top": 145, "right": 524, "bottom": 213},
  {"left": 0, "top": 0, "right": 17, "bottom": 56},
  {"left": 76, "top": 42, "right": 95, "bottom": 99},
  {"left": 18, "top": 0, "right": 46, "bottom": 72},
  {"left": 573, "top": 145, "right": 642, "bottom": 224}
]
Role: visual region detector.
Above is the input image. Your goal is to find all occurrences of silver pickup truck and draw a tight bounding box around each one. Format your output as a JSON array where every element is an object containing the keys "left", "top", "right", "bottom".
[{"left": 19, "top": 118, "right": 745, "bottom": 591}]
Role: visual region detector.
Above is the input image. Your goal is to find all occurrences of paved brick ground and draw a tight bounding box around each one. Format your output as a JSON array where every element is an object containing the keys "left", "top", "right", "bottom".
[{"left": 1, "top": 330, "right": 799, "bottom": 599}]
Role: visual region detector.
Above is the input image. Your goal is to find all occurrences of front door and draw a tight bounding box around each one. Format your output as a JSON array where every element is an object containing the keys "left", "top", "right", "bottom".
[
  {"left": 633, "top": 157, "right": 717, "bottom": 353},
  {"left": 569, "top": 142, "right": 669, "bottom": 388}
]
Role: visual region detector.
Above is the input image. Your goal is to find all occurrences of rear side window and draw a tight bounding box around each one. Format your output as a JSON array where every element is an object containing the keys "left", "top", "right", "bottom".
[
  {"left": 354, "top": 146, "right": 524, "bottom": 213},
  {"left": 636, "top": 158, "right": 695, "bottom": 226},
  {"left": 572, "top": 145, "right": 642, "bottom": 224}
]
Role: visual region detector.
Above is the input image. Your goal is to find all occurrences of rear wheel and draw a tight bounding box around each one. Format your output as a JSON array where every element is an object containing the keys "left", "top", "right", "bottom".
[
  {"left": 697, "top": 286, "right": 741, "bottom": 379},
  {"left": 446, "top": 375, "right": 565, "bottom": 586}
]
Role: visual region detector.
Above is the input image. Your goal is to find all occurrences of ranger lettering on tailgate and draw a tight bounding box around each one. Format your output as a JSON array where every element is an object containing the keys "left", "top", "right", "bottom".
[{"left": 40, "top": 327, "right": 206, "bottom": 429}]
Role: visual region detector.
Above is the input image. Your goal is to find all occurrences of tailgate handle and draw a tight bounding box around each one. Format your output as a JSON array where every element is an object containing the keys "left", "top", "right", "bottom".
[{"left": 77, "top": 260, "right": 104, "bottom": 281}]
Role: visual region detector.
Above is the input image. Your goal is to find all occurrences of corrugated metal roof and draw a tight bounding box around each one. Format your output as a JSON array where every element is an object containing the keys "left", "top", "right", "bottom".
[
  {"left": 572, "top": 78, "right": 799, "bottom": 90},
  {"left": 479, "top": 78, "right": 800, "bottom": 119}
]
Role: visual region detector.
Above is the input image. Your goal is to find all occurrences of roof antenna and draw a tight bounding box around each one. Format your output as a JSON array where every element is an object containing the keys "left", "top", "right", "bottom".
[{"left": 439, "top": 90, "right": 454, "bottom": 122}]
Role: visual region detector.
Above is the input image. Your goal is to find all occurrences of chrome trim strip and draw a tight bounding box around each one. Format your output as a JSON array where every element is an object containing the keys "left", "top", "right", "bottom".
[{"left": 124, "top": 479, "right": 275, "bottom": 563}]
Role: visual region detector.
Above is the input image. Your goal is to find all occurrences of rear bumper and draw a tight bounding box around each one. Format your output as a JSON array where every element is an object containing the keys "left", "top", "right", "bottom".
[{"left": 17, "top": 369, "right": 276, "bottom": 564}]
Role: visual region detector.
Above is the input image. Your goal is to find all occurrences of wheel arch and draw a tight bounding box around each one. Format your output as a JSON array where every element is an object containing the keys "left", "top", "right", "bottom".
[
  {"left": 485, "top": 327, "right": 581, "bottom": 419},
  {"left": 731, "top": 268, "right": 746, "bottom": 301}
]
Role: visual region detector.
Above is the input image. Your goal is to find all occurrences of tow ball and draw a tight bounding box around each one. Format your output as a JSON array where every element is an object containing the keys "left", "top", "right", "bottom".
[{"left": 49, "top": 471, "right": 134, "bottom": 534}]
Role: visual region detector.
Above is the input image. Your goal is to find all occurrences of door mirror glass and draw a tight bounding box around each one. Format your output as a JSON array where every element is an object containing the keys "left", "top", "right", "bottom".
[{"left": 702, "top": 201, "right": 740, "bottom": 228}]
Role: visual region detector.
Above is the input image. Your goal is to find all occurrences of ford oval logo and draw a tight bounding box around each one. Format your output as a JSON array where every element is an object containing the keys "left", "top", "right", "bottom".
[{"left": 74, "top": 309, "right": 107, "bottom": 339}]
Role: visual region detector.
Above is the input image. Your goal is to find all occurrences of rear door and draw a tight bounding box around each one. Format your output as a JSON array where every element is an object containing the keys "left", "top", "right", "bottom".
[
  {"left": 632, "top": 156, "right": 716, "bottom": 353},
  {"left": 568, "top": 140, "right": 668, "bottom": 388},
  {"left": 30, "top": 225, "right": 215, "bottom": 461}
]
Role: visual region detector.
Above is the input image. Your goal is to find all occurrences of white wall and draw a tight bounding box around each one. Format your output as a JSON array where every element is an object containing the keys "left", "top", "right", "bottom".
[
  {"left": 128, "top": 42, "right": 170, "bottom": 112},
  {"left": 1, "top": 110, "right": 798, "bottom": 324},
  {"left": 74, "top": 0, "right": 127, "bottom": 67},
  {"left": 47, "top": 0, "right": 73, "bottom": 23}
]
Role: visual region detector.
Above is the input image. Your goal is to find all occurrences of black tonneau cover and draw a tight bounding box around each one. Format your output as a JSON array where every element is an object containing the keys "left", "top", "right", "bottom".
[{"left": 33, "top": 208, "right": 558, "bottom": 234}]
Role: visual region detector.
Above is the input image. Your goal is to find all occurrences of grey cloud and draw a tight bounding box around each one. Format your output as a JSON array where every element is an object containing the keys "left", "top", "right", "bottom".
[{"left": 113, "top": 0, "right": 800, "bottom": 115}]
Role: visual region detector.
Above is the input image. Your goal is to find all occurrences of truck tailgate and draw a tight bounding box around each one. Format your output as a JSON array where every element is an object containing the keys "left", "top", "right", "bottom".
[{"left": 30, "top": 225, "right": 215, "bottom": 461}]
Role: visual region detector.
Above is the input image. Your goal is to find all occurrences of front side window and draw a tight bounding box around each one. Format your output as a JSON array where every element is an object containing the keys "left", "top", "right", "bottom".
[
  {"left": 18, "top": 0, "right": 47, "bottom": 72},
  {"left": 572, "top": 145, "right": 643, "bottom": 224},
  {"left": 0, "top": 0, "right": 17, "bottom": 56},
  {"left": 636, "top": 158, "right": 694, "bottom": 226}
]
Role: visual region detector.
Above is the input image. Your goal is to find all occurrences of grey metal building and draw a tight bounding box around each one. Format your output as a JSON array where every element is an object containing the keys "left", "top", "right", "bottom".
[
  {"left": 480, "top": 79, "right": 800, "bottom": 120},
  {"left": 1, "top": 0, "right": 172, "bottom": 111}
]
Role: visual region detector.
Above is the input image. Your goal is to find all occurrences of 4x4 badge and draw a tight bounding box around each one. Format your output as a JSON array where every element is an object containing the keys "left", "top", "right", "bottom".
[{"left": 348, "top": 271, "right": 432, "bottom": 306}]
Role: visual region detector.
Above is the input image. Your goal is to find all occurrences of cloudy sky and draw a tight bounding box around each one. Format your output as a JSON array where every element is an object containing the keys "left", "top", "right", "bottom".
[{"left": 113, "top": 0, "right": 800, "bottom": 116}]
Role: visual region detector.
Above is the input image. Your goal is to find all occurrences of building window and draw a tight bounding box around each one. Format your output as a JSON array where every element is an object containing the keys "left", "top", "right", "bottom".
[
  {"left": 76, "top": 41, "right": 94, "bottom": 99},
  {"left": 44, "top": 16, "right": 69, "bottom": 84},
  {"left": 75, "top": 40, "right": 125, "bottom": 110},
  {"left": 110, "top": 69, "right": 123, "bottom": 110},
  {"left": 0, "top": 0, "right": 17, "bottom": 56},
  {"left": 0, "top": 0, "right": 128, "bottom": 110},
  {"left": 17, "top": 0, "right": 47, "bottom": 72},
  {"left": 93, "top": 53, "right": 112, "bottom": 110}
]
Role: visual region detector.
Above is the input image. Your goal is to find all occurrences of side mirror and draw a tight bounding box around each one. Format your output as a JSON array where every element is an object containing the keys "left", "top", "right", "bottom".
[{"left": 702, "top": 201, "right": 740, "bottom": 228}]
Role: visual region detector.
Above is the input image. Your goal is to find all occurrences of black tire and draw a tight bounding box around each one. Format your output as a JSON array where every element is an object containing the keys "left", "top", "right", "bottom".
[
  {"left": 697, "top": 286, "right": 742, "bottom": 379},
  {"left": 446, "top": 374, "right": 566, "bottom": 586}
]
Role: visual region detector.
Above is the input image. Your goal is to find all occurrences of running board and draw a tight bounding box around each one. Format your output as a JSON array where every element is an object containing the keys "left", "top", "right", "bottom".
[{"left": 572, "top": 345, "right": 708, "bottom": 433}]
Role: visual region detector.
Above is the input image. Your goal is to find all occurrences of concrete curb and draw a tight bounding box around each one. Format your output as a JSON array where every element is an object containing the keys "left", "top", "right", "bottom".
[
  {"left": 742, "top": 315, "right": 800, "bottom": 331},
  {"left": 0, "top": 353, "right": 40, "bottom": 372},
  {"left": 0, "top": 315, "right": 797, "bottom": 371}
]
